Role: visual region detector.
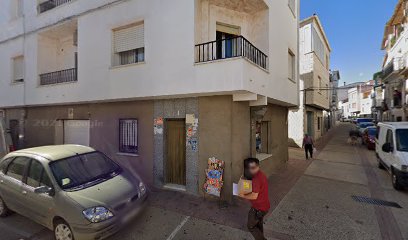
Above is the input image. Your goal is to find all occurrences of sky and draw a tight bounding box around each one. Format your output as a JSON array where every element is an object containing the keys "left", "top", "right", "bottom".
[{"left": 301, "top": 0, "right": 398, "bottom": 85}]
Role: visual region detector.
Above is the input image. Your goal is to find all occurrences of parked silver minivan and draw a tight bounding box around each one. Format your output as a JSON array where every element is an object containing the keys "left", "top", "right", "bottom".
[
  {"left": 0, "top": 145, "right": 148, "bottom": 240},
  {"left": 376, "top": 122, "right": 408, "bottom": 190}
]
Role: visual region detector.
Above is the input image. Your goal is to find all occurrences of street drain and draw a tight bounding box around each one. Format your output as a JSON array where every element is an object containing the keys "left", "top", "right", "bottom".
[{"left": 351, "top": 196, "right": 402, "bottom": 209}]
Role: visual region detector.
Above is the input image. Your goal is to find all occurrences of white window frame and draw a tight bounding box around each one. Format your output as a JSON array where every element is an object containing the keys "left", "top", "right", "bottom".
[
  {"left": 112, "top": 22, "right": 145, "bottom": 67},
  {"left": 288, "top": 49, "right": 296, "bottom": 82},
  {"left": 12, "top": 55, "right": 24, "bottom": 84},
  {"left": 288, "top": 0, "right": 296, "bottom": 18}
]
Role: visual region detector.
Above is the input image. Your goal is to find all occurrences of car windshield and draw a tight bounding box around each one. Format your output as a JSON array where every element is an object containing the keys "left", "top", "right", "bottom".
[
  {"left": 396, "top": 129, "right": 408, "bottom": 152},
  {"left": 49, "top": 151, "right": 121, "bottom": 191}
]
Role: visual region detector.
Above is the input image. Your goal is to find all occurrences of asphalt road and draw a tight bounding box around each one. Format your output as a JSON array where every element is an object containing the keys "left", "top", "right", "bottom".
[{"left": 0, "top": 206, "right": 254, "bottom": 240}]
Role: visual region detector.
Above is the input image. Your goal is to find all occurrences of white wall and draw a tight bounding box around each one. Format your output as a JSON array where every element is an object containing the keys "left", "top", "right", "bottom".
[{"left": 0, "top": 0, "right": 299, "bottom": 108}]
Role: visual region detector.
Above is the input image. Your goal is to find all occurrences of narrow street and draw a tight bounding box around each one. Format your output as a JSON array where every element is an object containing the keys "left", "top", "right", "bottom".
[{"left": 0, "top": 122, "right": 407, "bottom": 240}]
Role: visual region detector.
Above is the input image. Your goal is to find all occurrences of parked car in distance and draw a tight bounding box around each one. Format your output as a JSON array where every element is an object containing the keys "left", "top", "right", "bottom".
[
  {"left": 355, "top": 118, "right": 374, "bottom": 125},
  {"left": 0, "top": 145, "right": 148, "bottom": 240},
  {"left": 376, "top": 122, "right": 408, "bottom": 190},
  {"left": 362, "top": 126, "right": 377, "bottom": 150},
  {"left": 357, "top": 122, "right": 375, "bottom": 136}
]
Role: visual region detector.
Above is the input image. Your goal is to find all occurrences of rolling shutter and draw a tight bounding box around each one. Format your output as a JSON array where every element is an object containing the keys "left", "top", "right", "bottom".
[{"left": 113, "top": 23, "right": 144, "bottom": 53}]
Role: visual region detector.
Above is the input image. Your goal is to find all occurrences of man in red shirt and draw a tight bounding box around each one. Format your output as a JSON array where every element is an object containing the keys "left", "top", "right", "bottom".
[{"left": 240, "top": 158, "right": 270, "bottom": 240}]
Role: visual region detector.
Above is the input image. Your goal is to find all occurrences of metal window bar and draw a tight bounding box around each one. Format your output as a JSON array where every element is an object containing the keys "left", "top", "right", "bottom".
[
  {"left": 38, "top": 0, "right": 72, "bottom": 13},
  {"left": 195, "top": 36, "right": 268, "bottom": 70},
  {"left": 39, "top": 68, "right": 77, "bottom": 86},
  {"left": 119, "top": 119, "right": 138, "bottom": 154}
]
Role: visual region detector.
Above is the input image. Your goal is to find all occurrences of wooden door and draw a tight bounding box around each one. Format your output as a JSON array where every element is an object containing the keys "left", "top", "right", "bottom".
[{"left": 165, "top": 119, "right": 186, "bottom": 185}]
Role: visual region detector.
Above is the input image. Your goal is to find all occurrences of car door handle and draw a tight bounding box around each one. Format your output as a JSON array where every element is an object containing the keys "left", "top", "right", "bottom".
[{"left": 22, "top": 190, "right": 27, "bottom": 195}]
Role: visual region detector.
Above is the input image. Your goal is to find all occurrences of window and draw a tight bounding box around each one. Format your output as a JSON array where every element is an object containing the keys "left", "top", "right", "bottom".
[
  {"left": 0, "top": 158, "right": 13, "bottom": 173},
  {"left": 119, "top": 119, "right": 138, "bottom": 154},
  {"left": 6, "top": 157, "right": 28, "bottom": 181},
  {"left": 386, "top": 129, "right": 394, "bottom": 149},
  {"left": 113, "top": 22, "right": 145, "bottom": 66},
  {"left": 318, "top": 76, "right": 322, "bottom": 93},
  {"left": 12, "top": 56, "right": 24, "bottom": 83},
  {"left": 288, "top": 0, "right": 296, "bottom": 17},
  {"left": 396, "top": 129, "right": 408, "bottom": 152},
  {"left": 26, "top": 160, "right": 52, "bottom": 188},
  {"left": 325, "top": 84, "right": 329, "bottom": 99},
  {"left": 288, "top": 50, "right": 295, "bottom": 81},
  {"left": 10, "top": 0, "right": 23, "bottom": 20},
  {"left": 256, "top": 121, "right": 270, "bottom": 154},
  {"left": 325, "top": 55, "right": 329, "bottom": 69},
  {"left": 317, "top": 117, "right": 321, "bottom": 130},
  {"left": 312, "top": 26, "right": 325, "bottom": 63}
]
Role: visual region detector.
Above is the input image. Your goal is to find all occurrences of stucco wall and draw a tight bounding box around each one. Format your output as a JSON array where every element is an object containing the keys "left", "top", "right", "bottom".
[
  {"left": 198, "top": 96, "right": 251, "bottom": 201},
  {"left": 259, "top": 104, "right": 289, "bottom": 174}
]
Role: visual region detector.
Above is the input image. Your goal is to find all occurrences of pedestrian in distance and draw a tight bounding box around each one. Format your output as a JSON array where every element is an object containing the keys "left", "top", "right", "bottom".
[
  {"left": 239, "top": 158, "right": 270, "bottom": 240},
  {"left": 302, "top": 133, "right": 314, "bottom": 159}
]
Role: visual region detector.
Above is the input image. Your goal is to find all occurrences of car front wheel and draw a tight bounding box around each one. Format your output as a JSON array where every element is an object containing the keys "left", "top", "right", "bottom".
[
  {"left": 54, "top": 220, "right": 75, "bottom": 240},
  {"left": 0, "top": 196, "right": 10, "bottom": 217}
]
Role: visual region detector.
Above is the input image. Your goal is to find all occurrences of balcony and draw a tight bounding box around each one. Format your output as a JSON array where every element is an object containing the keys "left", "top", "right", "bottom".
[
  {"left": 382, "top": 57, "right": 403, "bottom": 80},
  {"left": 195, "top": 36, "right": 268, "bottom": 70},
  {"left": 39, "top": 68, "right": 77, "bottom": 86},
  {"left": 38, "top": 20, "right": 77, "bottom": 86},
  {"left": 38, "top": 0, "right": 72, "bottom": 13}
]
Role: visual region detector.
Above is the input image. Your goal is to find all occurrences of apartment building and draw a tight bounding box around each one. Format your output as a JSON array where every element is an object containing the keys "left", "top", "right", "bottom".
[
  {"left": 288, "top": 15, "right": 330, "bottom": 146},
  {"left": 339, "top": 81, "right": 374, "bottom": 119},
  {"left": 381, "top": 0, "right": 408, "bottom": 122},
  {"left": 0, "top": 0, "right": 299, "bottom": 200}
]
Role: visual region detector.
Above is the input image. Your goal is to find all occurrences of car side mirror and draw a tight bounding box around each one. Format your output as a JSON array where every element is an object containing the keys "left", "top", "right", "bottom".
[
  {"left": 382, "top": 143, "right": 393, "bottom": 153},
  {"left": 34, "top": 186, "right": 54, "bottom": 196}
]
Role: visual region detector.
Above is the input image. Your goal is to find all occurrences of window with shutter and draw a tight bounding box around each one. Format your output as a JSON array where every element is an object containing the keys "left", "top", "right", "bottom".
[
  {"left": 12, "top": 56, "right": 24, "bottom": 83},
  {"left": 113, "top": 23, "right": 145, "bottom": 66},
  {"left": 288, "top": 0, "right": 296, "bottom": 17},
  {"left": 288, "top": 50, "right": 295, "bottom": 81}
]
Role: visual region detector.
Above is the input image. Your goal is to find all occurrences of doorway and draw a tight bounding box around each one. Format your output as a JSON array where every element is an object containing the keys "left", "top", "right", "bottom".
[
  {"left": 306, "top": 111, "right": 314, "bottom": 138},
  {"left": 216, "top": 23, "right": 241, "bottom": 59},
  {"left": 165, "top": 119, "right": 186, "bottom": 186},
  {"left": 63, "top": 120, "right": 90, "bottom": 146}
]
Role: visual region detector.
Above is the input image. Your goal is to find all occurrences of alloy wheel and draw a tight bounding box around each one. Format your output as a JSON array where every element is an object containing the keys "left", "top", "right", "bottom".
[{"left": 55, "top": 223, "right": 73, "bottom": 240}]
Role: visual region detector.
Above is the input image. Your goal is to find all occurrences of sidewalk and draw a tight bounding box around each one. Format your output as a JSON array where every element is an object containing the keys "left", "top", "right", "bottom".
[{"left": 149, "top": 126, "right": 336, "bottom": 239}]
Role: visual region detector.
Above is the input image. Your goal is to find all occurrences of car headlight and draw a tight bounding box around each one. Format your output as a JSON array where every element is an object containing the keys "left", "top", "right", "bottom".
[
  {"left": 139, "top": 181, "right": 146, "bottom": 195},
  {"left": 82, "top": 207, "right": 114, "bottom": 223}
]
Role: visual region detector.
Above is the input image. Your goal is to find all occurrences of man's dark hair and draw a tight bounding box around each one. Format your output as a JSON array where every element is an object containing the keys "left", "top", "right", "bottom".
[
  {"left": 244, "top": 158, "right": 260, "bottom": 180},
  {"left": 244, "top": 158, "right": 260, "bottom": 168}
]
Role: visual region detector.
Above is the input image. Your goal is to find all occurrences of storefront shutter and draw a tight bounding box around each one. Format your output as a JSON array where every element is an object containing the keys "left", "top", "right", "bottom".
[{"left": 113, "top": 23, "right": 144, "bottom": 53}]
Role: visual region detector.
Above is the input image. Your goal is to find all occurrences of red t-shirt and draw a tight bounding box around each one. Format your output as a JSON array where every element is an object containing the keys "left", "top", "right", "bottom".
[{"left": 250, "top": 170, "right": 270, "bottom": 212}]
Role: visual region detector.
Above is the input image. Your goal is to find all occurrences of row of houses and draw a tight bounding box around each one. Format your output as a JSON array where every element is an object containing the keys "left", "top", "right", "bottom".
[
  {"left": 288, "top": 15, "right": 338, "bottom": 147},
  {"left": 0, "top": 0, "right": 300, "bottom": 200},
  {"left": 377, "top": 0, "right": 408, "bottom": 122}
]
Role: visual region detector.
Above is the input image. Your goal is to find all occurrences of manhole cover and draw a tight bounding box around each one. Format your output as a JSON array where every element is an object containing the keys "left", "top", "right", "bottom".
[{"left": 352, "top": 196, "right": 402, "bottom": 209}]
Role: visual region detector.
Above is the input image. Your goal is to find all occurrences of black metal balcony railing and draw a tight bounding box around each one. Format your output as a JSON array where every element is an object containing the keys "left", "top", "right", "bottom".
[
  {"left": 39, "top": 68, "right": 77, "bottom": 86},
  {"left": 195, "top": 36, "right": 268, "bottom": 70},
  {"left": 382, "top": 60, "right": 394, "bottom": 79},
  {"left": 38, "top": 0, "right": 72, "bottom": 13}
]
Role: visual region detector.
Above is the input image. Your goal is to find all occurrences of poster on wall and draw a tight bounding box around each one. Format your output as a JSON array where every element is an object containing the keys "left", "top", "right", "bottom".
[
  {"left": 154, "top": 117, "right": 163, "bottom": 135},
  {"left": 203, "top": 157, "right": 225, "bottom": 197}
]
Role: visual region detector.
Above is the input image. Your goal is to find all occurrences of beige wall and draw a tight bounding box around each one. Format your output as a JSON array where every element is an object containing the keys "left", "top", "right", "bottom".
[
  {"left": 259, "top": 104, "right": 289, "bottom": 174},
  {"left": 198, "top": 96, "right": 288, "bottom": 201},
  {"left": 198, "top": 96, "right": 251, "bottom": 201},
  {"left": 21, "top": 101, "right": 155, "bottom": 185}
]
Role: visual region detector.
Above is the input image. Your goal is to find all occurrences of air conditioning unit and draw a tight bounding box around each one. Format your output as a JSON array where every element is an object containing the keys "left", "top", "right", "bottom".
[{"left": 73, "top": 29, "right": 78, "bottom": 46}]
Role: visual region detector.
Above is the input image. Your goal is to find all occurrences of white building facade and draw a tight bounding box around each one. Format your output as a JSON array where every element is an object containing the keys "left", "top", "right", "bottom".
[
  {"left": 0, "top": 0, "right": 299, "bottom": 200},
  {"left": 288, "top": 15, "right": 331, "bottom": 146}
]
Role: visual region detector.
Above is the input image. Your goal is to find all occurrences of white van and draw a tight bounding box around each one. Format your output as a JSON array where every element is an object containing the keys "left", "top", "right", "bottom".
[{"left": 376, "top": 122, "right": 408, "bottom": 190}]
